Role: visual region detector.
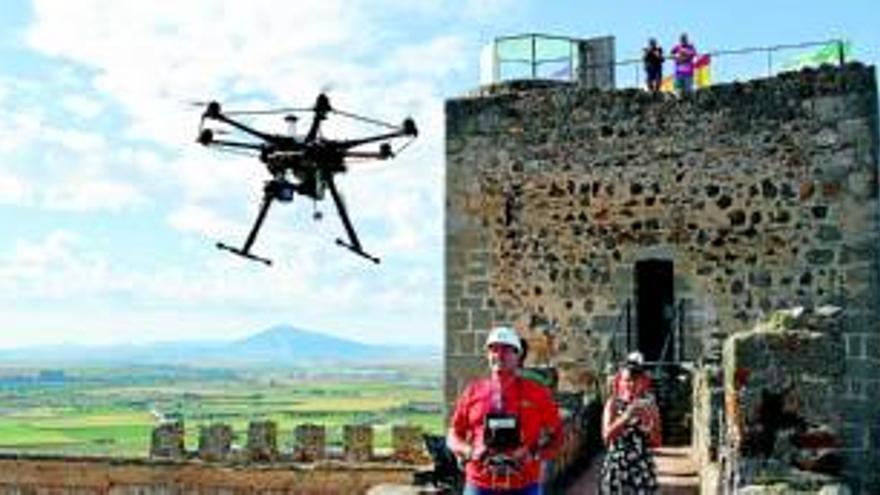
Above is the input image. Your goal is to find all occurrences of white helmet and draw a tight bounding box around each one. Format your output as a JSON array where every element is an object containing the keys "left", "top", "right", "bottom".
[
  {"left": 485, "top": 326, "right": 522, "bottom": 354},
  {"left": 626, "top": 351, "right": 645, "bottom": 368}
]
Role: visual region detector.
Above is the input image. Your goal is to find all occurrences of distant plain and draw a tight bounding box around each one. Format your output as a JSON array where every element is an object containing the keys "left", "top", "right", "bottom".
[{"left": 0, "top": 363, "right": 443, "bottom": 457}]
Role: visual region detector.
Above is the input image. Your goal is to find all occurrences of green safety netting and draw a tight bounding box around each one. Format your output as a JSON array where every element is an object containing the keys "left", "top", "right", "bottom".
[
  {"left": 482, "top": 34, "right": 579, "bottom": 84},
  {"left": 495, "top": 35, "right": 575, "bottom": 62}
]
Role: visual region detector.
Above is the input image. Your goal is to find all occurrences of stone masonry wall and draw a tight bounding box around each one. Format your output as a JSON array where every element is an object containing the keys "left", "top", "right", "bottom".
[
  {"left": 0, "top": 456, "right": 417, "bottom": 495},
  {"left": 445, "top": 63, "right": 879, "bottom": 489},
  {"left": 0, "top": 421, "right": 429, "bottom": 494},
  {"left": 720, "top": 308, "right": 848, "bottom": 493},
  {"left": 152, "top": 420, "right": 426, "bottom": 465}
]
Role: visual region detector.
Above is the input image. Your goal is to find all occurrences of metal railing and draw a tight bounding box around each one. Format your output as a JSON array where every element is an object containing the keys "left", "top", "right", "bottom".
[
  {"left": 486, "top": 37, "right": 850, "bottom": 89},
  {"left": 608, "top": 298, "right": 688, "bottom": 367},
  {"left": 590, "top": 38, "right": 849, "bottom": 91}
]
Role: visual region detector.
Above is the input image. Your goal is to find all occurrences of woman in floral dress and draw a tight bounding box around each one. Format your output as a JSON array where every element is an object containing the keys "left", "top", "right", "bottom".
[{"left": 600, "top": 353, "right": 662, "bottom": 494}]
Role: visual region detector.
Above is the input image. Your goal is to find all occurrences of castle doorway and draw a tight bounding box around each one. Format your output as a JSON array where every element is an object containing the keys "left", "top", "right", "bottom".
[{"left": 635, "top": 259, "right": 675, "bottom": 363}]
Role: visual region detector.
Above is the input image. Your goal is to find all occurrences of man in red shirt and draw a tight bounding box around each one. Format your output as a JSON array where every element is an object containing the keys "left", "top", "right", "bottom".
[{"left": 447, "top": 326, "right": 563, "bottom": 494}]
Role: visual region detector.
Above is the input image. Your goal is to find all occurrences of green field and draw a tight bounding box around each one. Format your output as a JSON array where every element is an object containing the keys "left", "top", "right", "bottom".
[{"left": 0, "top": 364, "right": 443, "bottom": 458}]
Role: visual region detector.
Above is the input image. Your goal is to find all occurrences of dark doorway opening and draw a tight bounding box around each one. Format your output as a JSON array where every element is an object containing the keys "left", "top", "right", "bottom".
[{"left": 635, "top": 259, "right": 675, "bottom": 363}]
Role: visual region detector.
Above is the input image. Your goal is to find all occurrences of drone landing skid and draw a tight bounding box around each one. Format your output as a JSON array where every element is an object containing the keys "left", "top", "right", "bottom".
[
  {"left": 216, "top": 242, "right": 272, "bottom": 266},
  {"left": 335, "top": 239, "right": 380, "bottom": 264}
]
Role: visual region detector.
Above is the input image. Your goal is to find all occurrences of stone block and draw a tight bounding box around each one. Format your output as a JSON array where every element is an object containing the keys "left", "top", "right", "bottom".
[
  {"left": 344, "top": 424, "right": 374, "bottom": 462},
  {"left": 391, "top": 425, "right": 428, "bottom": 464},
  {"left": 456, "top": 333, "right": 475, "bottom": 355},
  {"left": 470, "top": 309, "right": 492, "bottom": 331},
  {"left": 812, "top": 96, "right": 847, "bottom": 123},
  {"left": 447, "top": 311, "right": 468, "bottom": 332},
  {"left": 467, "top": 281, "right": 490, "bottom": 297},
  {"left": 818, "top": 484, "right": 852, "bottom": 495},
  {"left": 590, "top": 314, "right": 619, "bottom": 335},
  {"left": 294, "top": 423, "right": 326, "bottom": 462},
  {"left": 445, "top": 282, "right": 463, "bottom": 300},
  {"left": 845, "top": 334, "right": 865, "bottom": 359},
  {"left": 246, "top": 420, "right": 278, "bottom": 461},
  {"left": 843, "top": 358, "right": 875, "bottom": 377},
  {"left": 150, "top": 421, "right": 185, "bottom": 459},
  {"left": 805, "top": 248, "right": 835, "bottom": 265},
  {"left": 459, "top": 297, "right": 484, "bottom": 311},
  {"left": 197, "top": 423, "right": 232, "bottom": 461},
  {"left": 866, "top": 336, "right": 880, "bottom": 360}
]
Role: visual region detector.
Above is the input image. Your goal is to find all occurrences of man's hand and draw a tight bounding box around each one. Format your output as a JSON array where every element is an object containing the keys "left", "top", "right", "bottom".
[
  {"left": 470, "top": 444, "right": 488, "bottom": 462},
  {"left": 510, "top": 445, "right": 539, "bottom": 465},
  {"left": 459, "top": 444, "right": 488, "bottom": 464}
]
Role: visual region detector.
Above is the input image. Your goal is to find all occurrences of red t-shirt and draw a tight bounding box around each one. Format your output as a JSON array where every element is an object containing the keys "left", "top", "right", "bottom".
[{"left": 450, "top": 375, "right": 563, "bottom": 490}]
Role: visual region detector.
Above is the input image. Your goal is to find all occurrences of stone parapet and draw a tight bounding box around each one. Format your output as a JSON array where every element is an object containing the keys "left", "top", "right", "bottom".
[
  {"left": 0, "top": 455, "right": 419, "bottom": 494},
  {"left": 391, "top": 425, "right": 428, "bottom": 464},
  {"left": 721, "top": 308, "right": 849, "bottom": 492},
  {"left": 149, "top": 421, "right": 184, "bottom": 460},
  {"left": 198, "top": 423, "right": 232, "bottom": 461},
  {"left": 150, "top": 421, "right": 434, "bottom": 467},
  {"left": 246, "top": 420, "right": 278, "bottom": 462},
  {"left": 345, "top": 424, "right": 374, "bottom": 462},
  {"left": 294, "top": 423, "right": 326, "bottom": 462}
]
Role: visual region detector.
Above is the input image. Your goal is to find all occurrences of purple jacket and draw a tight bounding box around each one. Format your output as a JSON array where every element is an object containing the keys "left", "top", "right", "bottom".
[{"left": 672, "top": 43, "right": 696, "bottom": 76}]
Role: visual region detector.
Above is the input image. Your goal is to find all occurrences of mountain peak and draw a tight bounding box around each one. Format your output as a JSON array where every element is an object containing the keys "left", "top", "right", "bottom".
[
  {"left": 232, "top": 324, "right": 377, "bottom": 361},
  {"left": 0, "top": 324, "right": 438, "bottom": 366},
  {"left": 237, "top": 324, "right": 363, "bottom": 346}
]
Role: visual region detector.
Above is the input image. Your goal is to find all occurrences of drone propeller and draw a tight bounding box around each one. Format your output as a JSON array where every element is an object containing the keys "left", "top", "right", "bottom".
[
  {"left": 184, "top": 99, "right": 213, "bottom": 107},
  {"left": 225, "top": 106, "right": 311, "bottom": 116}
]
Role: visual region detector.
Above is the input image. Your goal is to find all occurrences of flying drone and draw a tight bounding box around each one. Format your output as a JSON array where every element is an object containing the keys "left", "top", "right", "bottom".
[{"left": 196, "top": 93, "right": 417, "bottom": 265}]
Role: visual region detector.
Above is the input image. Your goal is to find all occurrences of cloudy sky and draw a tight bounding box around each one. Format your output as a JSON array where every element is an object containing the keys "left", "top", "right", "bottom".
[{"left": 0, "top": 0, "right": 877, "bottom": 348}]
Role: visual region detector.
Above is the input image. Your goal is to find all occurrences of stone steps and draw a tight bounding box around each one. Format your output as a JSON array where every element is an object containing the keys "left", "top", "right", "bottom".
[{"left": 563, "top": 446, "right": 699, "bottom": 494}]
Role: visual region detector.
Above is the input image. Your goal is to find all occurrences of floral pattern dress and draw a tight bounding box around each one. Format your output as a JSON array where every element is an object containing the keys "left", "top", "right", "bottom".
[{"left": 600, "top": 397, "right": 659, "bottom": 494}]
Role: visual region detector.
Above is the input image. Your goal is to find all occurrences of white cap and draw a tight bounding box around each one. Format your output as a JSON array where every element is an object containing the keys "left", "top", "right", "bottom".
[{"left": 485, "top": 326, "right": 522, "bottom": 354}]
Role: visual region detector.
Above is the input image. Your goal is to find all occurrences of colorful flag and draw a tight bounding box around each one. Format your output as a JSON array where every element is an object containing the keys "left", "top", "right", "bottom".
[
  {"left": 782, "top": 40, "right": 852, "bottom": 71},
  {"left": 694, "top": 54, "right": 711, "bottom": 88},
  {"left": 660, "top": 75, "right": 675, "bottom": 93}
]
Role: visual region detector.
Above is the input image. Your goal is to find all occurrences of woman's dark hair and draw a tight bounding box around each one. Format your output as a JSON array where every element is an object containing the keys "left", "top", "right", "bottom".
[{"left": 519, "top": 337, "right": 529, "bottom": 365}]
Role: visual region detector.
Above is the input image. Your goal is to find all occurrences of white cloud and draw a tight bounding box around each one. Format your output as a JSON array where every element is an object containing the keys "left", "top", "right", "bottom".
[
  {"left": 61, "top": 94, "right": 104, "bottom": 120},
  {"left": 45, "top": 127, "right": 107, "bottom": 153},
  {"left": 26, "top": 0, "right": 369, "bottom": 148},
  {"left": 167, "top": 203, "right": 240, "bottom": 238},
  {"left": 4, "top": 0, "right": 466, "bottom": 345},
  {"left": 459, "top": 0, "right": 524, "bottom": 21},
  {"left": 384, "top": 35, "right": 470, "bottom": 79},
  {"left": 43, "top": 179, "right": 148, "bottom": 212},
  {"left": 0, "top": 220, "right": 442, "bottom": 346},
  {"left": 0, "top": 171, "right": 30, "bottom": 204},
  {"left": 0, "top": 231, "right": 83, "bottom": 287}
]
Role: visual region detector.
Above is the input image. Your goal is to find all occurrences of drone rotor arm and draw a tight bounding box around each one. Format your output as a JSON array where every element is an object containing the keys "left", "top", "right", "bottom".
[
  {"left": 207, "top": 111, "right": 292, "bottom": 147},
  {"left": 335, "top": 128, "right": 413, "bottom": 151},
  {"left": 201, "top": 138, "right": 265, "bottom": 152},
  {"left": 344, "top": 150, "right": 394, "bottom": 160}
]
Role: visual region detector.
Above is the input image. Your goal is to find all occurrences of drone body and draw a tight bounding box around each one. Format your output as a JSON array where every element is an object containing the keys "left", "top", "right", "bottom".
[{"left": 196, "top": 94, "right": 417, "bottom": 265}]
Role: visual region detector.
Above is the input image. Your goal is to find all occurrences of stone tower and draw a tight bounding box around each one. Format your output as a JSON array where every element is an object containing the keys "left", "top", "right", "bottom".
[{"left": 445, "top": 63, "right": 879, "bottom": 490}]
